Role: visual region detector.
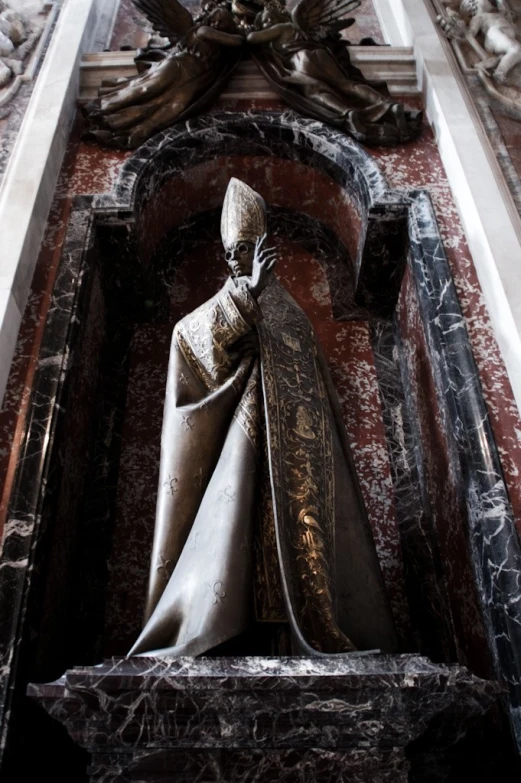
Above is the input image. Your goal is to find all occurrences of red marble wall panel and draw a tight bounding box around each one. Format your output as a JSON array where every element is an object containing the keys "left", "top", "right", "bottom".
[
  {"left": 344, "top": 0, "right": 385, "bottom": 44},
  {"left": 110, "top": 0, "right": 152, "bottom": 50},
  {"left": 136, "top": 156, "right": 362, "bottom": 265}
]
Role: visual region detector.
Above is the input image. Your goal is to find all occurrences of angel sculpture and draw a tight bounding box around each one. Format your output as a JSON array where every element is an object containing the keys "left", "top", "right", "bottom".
[
  {"left": 246, "top": 0, "right": 422, "bottom": 145},
  {"left": 83, "top": 0, "right": 422, "bottom": 149},
  {"left": 83, "top": 0, "right": 244, "bottom": 149}
]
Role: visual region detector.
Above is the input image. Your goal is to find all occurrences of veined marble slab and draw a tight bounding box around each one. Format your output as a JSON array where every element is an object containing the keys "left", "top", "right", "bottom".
[{"left": 28, "top": 655, "right": 501, "bottom": 782}]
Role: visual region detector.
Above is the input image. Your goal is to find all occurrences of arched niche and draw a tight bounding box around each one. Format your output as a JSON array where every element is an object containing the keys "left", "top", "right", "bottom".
[
  {"left": 108, "top": 111, "right": 388, "bottom": 261},
  {"left": 88, "top": 113, "right": 407, "bottom": 656},
  {"left": 1, "top": 112, "right": 520, "bottom": 768}
]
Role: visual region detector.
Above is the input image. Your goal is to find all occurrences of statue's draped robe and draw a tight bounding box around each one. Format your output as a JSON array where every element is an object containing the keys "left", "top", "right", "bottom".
[
  {"left": 129, "top": 277, "right": 397, "bottom": 657},
  {"left": 252, "top": 36, "right": 422, "bottom": 145}
]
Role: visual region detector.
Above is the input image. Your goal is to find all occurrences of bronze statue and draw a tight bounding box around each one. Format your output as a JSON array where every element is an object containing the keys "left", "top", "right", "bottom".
[
  {"left": 83, "top": 0, "right": 244, "bottom": 149},
  {"left": 83, "top": 0, "right": 422, "bottom": 149},
  {"left": 247, "top": 1, "right": 422, "bottom": 145},
  {"left": 129, "top": 178, "right": 397, "bottom": 658}
]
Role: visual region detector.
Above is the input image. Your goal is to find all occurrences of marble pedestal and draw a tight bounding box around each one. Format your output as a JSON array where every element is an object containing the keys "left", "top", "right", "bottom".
[{"left": 27, "top": 655, "right": 500, "bottom": 782}]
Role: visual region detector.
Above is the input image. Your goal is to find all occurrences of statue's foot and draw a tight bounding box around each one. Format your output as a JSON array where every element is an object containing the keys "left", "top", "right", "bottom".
[{"left": 390, "top": 103, "right": 409, "bottom": 135}]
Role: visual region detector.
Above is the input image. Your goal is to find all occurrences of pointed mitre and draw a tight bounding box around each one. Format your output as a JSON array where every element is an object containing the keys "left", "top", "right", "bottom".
[{"left": 221, "top": 178, "right": 267, "bottom": 250}]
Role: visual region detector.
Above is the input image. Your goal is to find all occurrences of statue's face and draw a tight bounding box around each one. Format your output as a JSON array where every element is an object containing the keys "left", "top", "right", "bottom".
[
  {"left": 208, "top": 7, "right": 234, "bottom": 30},
  {"left": 461, "top": 0, "right": 486, "bottom": 15},
  {"left": 261, "top": 8, "right": 285, "bottom": 27},
  {"left": 225, "top": 240, "right": 256, "bottom": 277}
]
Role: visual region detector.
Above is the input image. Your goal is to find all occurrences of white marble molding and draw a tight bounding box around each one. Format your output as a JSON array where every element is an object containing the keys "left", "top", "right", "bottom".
[{"left": 0, "top": 0, "right": 119, "bottom": 406}]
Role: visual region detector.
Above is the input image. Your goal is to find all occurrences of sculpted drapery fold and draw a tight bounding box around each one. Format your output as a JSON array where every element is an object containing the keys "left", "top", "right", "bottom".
[
  {"left": 129, "top": 178, "right": 397, "bottom": 659},
  {"left": 132, "top": 278, "right": 264, "bottom": 658}
]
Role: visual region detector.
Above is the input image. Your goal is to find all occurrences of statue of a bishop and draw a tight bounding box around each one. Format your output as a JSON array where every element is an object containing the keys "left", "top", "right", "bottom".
[{"left": 129, "top": 178, "right": 397, "bottom": 658}]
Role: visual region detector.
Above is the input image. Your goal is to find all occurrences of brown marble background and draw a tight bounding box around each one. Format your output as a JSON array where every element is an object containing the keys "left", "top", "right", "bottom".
[{"left": 136, "top": 157, "right": 362, "bottom": 265}]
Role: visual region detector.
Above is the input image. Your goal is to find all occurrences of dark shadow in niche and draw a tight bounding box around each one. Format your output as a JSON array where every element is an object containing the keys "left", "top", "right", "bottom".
[{"left": 134, "top": 205, "right": 358, "bottom": 324}]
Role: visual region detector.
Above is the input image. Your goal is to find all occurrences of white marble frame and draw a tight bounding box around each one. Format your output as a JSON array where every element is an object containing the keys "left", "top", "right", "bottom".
[
  {"left": 0, "top": 0, "right": 119, "bottom": 405},
  {"left": 374, "top": 0, "right": 521, "bottom": 415}
]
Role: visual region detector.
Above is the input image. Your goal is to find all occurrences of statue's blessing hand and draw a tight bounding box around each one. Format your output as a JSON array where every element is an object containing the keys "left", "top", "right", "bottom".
[{"left": 248, "top": 233, "right": 278, "bottom": 299}]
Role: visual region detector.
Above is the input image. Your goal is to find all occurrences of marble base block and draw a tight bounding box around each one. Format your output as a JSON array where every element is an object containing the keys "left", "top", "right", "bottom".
[{"left": 27, "top": 655, "right": 500, "bottom": 782}]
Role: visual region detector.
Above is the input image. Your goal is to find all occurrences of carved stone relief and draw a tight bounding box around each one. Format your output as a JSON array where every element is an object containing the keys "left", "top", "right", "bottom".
[
  {"left": 435, "top": 0, "right": 521, "bottom": 115},
  {"left": 0, "top": 0, "right": 53, "bottom": 112}
]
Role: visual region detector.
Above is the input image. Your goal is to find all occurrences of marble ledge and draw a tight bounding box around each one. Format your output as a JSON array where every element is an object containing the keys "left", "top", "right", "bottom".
[
  {"left": 28, "top": 654, "right": 502, "bottom": 742},
  {"left": 79, "top": 47, "right": 420, "bottom": 104},
  {"left": 27, "top": 655, "right": 503, "bottom": 782}
]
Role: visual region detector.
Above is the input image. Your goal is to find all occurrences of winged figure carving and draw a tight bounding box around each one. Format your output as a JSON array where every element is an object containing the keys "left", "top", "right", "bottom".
[
  {"left": 132, "top": 0, "right": 195, "bottom": 41},
  {"left": 83, "top": 0, "right": 244, "bottom": 148},
  {"left": 83, "top": 0, "right": 422, "bottom": 149},
  {"left": 292, "top": 0, "right": 362, "bottom": 38},
  {"left": 246, "top": 0, "right": 422, "bottom": 144}
]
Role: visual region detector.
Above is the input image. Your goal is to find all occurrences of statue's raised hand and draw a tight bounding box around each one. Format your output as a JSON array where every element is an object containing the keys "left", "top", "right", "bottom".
[{"left": 247, "top": 234, "right": 278, "bottom": 299}]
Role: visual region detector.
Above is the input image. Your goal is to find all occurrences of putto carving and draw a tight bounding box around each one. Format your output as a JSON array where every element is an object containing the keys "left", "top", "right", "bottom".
[
  {"left": 83, "top": 0, "right": 422, "bottom": 149},
  {"left": 84, "top": 0, "right": 244, "bottom": 149},
  {"left": 436, "top": 0, "right": 521, "bottom": 114},
  {"left": 245, "top": 0, "right": 422, "bottom": 144},
  {"left": 0, "top": 0, "right": 48, "bottom": 99}
]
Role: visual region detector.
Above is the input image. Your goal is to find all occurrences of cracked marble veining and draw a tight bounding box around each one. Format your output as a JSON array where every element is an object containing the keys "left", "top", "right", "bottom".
[{"left": 28, "top": 654, "right": 500, "bottom": 782}]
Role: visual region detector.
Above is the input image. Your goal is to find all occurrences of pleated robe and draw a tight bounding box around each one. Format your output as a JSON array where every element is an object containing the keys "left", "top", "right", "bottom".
[{"left": 128, "top": 276, "right": 397, "bottom": 657}]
